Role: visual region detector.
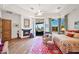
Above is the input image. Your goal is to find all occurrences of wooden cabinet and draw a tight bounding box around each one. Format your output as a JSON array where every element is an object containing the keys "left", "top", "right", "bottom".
[{"left": 0, "top": 18, "right": 11, "bottom": 42}]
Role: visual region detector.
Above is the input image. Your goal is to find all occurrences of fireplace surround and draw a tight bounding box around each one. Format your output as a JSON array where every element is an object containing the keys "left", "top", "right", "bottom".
[{"left": 22, "top": 29, "right": 31, "bottom": 37}]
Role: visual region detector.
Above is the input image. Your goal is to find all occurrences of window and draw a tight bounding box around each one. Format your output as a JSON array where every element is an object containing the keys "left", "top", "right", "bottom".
[
  {"left": 51, "top": 18, "right": 58, "bottom": 32},
  {"left": 50, "top": 18, "right": 65, "bottom": 32}
]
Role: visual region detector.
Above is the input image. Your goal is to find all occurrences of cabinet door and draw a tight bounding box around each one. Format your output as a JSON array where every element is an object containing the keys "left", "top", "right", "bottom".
[{"left": 2, "top": 19, "right": 11, "bottom": 41}]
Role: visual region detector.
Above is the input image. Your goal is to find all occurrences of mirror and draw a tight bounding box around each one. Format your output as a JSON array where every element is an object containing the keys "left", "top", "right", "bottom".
[{"left": 24, "top": 19, "right": 30, "bottom": 28}]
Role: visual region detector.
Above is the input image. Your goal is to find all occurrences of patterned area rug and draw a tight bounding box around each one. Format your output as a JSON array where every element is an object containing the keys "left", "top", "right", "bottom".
[{"left": 28, "top": 37, "right": 62, "bottom": 54}]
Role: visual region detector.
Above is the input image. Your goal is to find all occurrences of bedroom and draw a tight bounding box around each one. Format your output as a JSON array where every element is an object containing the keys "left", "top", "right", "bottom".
[{"left": 0, "top": 4, "right": 79, "bottom": 54}]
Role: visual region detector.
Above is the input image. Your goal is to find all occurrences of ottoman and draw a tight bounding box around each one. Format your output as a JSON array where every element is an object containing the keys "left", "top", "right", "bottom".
[{"left": 47, "top": 41, "right": 54, "bottom": 50}]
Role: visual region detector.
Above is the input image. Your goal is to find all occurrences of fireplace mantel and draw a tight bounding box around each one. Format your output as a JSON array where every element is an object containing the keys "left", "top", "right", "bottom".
[
  {"left": 22, "top": 28, "right": 32, "bottom": 30},
  {"left": 22, "top": 28, "right": 32, "bottom": 37}
]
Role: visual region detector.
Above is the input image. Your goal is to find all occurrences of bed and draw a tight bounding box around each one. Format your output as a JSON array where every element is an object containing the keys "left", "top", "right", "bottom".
[{"left": 52, "top": 32, "right": 79, "bottom": 54}]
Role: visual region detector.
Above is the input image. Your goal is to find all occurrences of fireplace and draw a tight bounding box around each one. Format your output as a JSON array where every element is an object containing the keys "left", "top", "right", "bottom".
[{"left": 22, "top": 29, "right": 31, "bottom": 36}]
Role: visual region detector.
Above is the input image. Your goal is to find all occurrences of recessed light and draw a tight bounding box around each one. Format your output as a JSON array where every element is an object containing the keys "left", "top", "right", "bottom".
[
  {"left": 6, "top": 10, "right": 13, "bottom": 14},
  {"left": 57, "top": 7, "right": 61, "bottom": 9},
  {"left": 30, "top": 7, "right": 34, "bottom": 10}
]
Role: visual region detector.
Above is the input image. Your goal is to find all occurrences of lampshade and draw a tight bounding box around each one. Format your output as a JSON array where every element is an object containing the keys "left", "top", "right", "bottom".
[{"left": 61, "top": 28, "right": 65, "bottom": 31}]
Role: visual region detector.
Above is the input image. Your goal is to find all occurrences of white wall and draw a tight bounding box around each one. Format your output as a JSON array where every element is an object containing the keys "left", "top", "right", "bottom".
[
  {"left": 0, "top": 5, "right": 3, "bottom": 17},
  {"left": 0, "top": 9, "right": 1, "bottom": 17},
  {"left": 44, "top": 17, "right": 50, "bottom": 32},
  {"left": 31, "top": 18, "right": 36, "bottom": 37},
  {"left": 20, "top": 16, "right": 34, "bottom": 38},
  {"left": 0, "top": 4, "right": 35, "bottom": 38},
  {"left": 1, "top": 10, "right": 21, "bottom": 38},
  {"left": 68, "top": 8, "right": 79, "bottom": 30}
]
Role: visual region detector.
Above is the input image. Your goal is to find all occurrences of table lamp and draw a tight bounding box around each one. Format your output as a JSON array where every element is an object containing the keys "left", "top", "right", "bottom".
[{"left": 61, "top": 27, "right": 65, "bottom": 34}]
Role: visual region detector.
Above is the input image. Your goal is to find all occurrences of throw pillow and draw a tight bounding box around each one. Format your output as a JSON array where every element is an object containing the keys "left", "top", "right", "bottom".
[{"left": 74, "top": 33, "right": 79, "bottom": 38}]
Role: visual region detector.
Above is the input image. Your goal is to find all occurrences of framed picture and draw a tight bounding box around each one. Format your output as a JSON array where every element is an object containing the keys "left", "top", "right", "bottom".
[
  {"left": 24, "top": 19, "right": 30, "bottom": 28},
  {"left": 74, "top": 21, "right": 79, "bottom": 29}
]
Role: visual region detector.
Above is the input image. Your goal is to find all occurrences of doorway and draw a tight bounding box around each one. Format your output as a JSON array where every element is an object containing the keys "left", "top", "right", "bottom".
[{"left": 35, "top": 22, "right": 44, "bottom": 36}]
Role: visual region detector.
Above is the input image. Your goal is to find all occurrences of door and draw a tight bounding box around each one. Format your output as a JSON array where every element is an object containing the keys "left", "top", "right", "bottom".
[{"left": 2, "top": 19, "right": 11, "bottom": 42}]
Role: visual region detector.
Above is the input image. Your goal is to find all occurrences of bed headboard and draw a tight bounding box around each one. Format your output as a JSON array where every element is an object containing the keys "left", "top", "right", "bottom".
[{"left": 67, "top": 30, "right": 79, "bottom": 33}]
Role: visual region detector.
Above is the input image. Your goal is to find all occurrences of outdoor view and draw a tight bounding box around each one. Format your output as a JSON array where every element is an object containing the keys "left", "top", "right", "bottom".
[{"left": 51, "top": 18, "right": 64, "bottom": 32}]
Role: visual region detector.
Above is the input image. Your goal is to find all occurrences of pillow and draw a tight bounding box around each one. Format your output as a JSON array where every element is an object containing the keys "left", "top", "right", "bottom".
[
  {"left": 66, "top": 33, "right": 74, "bottom": 37},
  {"left": 65, "top": 31, "right": 74, "bottom": 37},
  {"left": 74, "top": 33, "right": 79, "bottom": 38},
  {"left": 67, "top": 30, "right": 74, "bottom": 32},
  {"left": 67, "top": 30, "right": 79, "bottom": 33},
  {"left": 74, "top": 30, "right": 79, "bottom": 33},
  {"left": 65, "top": 31, "right": 74, "bottom": 35}
]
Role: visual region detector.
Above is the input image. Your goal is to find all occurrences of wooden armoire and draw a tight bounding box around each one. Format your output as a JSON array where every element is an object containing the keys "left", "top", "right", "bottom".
[{"left": 0, "top": 18, "right": 11, "bottom": 42}]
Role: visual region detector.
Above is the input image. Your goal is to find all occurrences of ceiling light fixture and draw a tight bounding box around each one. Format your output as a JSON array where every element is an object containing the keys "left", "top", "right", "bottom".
[
  {"left": 37, "top": 4, "right": 42, "bottom": 16},
  {"left": 37, "top": 10, "right": 42, "bottom": 15}
]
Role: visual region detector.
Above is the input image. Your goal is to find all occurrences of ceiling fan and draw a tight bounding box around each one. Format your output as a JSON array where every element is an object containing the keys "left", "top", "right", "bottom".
[
  {"left": 30, "top": 4, "right": 47, "bottom": 16},
  {"left": 35, "top": 4, "right": 43, "bottom": 16}
]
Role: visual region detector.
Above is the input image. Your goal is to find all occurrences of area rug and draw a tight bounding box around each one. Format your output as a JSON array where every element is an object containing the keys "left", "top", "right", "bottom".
[{"left": 28, "top": 37, "right": 62, "bottom": 54}]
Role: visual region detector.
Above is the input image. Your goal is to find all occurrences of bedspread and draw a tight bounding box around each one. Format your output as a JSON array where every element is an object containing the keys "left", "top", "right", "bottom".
[{"left": 52, "top": 33, "right": 79, "bottom": 53}]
